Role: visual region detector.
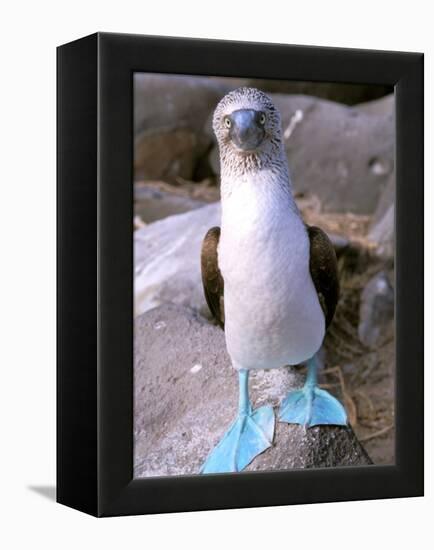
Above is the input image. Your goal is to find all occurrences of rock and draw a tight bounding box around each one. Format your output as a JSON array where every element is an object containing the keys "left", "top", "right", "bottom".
[
  {"left": 367, "top": 157, "right": 394, "bottom": 261},
  {"left": 134, "top": 203, "right": 221, "bottom": 318},
  {"left": 211, "top": 77, "right": 391, "bottom": 106},
  {"left": 134, "top": 127, "right": 199, "bottom": 181},
  {"left": 209, "top": 94, "right": 395, "bottom": 214},
  {"left": 134, "top": 183, "right": 206, "bottom": 223},
  {"left": 370, "top": 174, "right": 395, "bottom": 227},
  {"left": 134, "top": 304, "right": 372, "bottom": 477},
  {"left": 369, "top": 203, "right": 394, "bottom": 261},
  {"left": 275, "top": 94, "right": 394, "bottom": 215},
  {"left": 358, "top": 271, "right": 394, "bottom": 349},
  {"left": 356, "top": 94, "right": 395, "bottom": 116},
  {"left": 134, "top": 74, "right": 228, "bottom": 181},
  {"left": 134, "top": 74, "right": 227, "bottom": 136}
]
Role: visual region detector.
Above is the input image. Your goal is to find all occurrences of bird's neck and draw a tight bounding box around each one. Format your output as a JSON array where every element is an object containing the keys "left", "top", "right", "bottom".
[
  {"left": 220, "top": 160, "right": 301, "bottom": 231},
  {"left": 220, "top": 142, "right": 288, "bottom": 181}
]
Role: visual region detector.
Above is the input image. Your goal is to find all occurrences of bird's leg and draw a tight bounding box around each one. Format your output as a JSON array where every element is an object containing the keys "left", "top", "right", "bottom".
[
  {"left": 238, "top": 368, "right": 251, "bottom": 415},
  {"left": 279, "top": 355, "right": 347, "bottom": 427},
  {"left": 200, "top": 369, "right": 275, "bottom": 474}
]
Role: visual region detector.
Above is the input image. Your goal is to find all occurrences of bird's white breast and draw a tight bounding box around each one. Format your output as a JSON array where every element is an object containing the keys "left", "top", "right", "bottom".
[{"left": 219, "top": 169, "right": 325, "bottom": 370}]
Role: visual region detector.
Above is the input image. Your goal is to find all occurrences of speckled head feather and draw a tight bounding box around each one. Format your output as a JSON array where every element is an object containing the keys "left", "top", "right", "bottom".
[{"left": 213, "top": 87, "right": 286, "bottom": 178}]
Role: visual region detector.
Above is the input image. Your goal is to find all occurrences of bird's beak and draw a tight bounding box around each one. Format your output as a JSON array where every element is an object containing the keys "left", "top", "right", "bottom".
[{"left": 229, "top": 109, "right": 265, "bottom": 152}]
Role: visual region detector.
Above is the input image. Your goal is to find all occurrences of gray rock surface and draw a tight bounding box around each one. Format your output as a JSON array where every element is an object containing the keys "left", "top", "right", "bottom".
[
  {"left": 134, "top": 203, "right": 221, "bottom": 318},
  {"left": 135, "top": 127, "right": 199, "bottom": 181},
  {"left": 358, "top": 271, "right": 394, "bottom": 349},
  {"left": 368, "top": 167, "right": 395, "bottom": 261},
  {"left": 276, "top": 94, "right": 394, "bottom": 215},
  {"left": 134, "top": 184, "right": 206, "bottom": 223},
  {"left": 370, "top": 174, "right": 395, "bottom": 227},
  {"left": 211, "top": 78, "right": 392, "bottom": 106},
  {"left": 134, "top": 304, "right": 372, "bottom": 478},
  {"left": 369, "top": 202, "right": 394, "bottom": 261},
  {"left": 134, "top": 74, "right": 227, "bottom": 181},
  {"left": 357, "top": 94, "right": 395, "bottom": 116},
  {"left": 134, "top": 74, "right": 226, "bottom": 136}
]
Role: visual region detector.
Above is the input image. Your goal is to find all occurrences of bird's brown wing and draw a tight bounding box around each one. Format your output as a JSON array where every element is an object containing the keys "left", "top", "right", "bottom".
[
  {"left": 307, "top": 225, "right": 340, "bottom": 329},
  {"left": 201, "top": 227, "right": 225, "bottom": 329}
]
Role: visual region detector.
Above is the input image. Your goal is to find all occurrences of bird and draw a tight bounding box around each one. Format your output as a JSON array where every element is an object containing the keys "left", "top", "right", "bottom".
[{"left": 200, "top": 87, "right": 347, "bottom": 474}]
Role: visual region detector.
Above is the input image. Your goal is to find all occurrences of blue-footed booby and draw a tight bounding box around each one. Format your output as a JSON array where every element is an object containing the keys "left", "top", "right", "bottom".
[{"left": 200, "top": 87, "right": 346, "bottom": 474}]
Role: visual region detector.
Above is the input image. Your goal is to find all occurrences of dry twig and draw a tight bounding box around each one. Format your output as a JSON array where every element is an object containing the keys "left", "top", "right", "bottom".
[{"left": 360, "top": 424, "right": 393, "bottom": 442}]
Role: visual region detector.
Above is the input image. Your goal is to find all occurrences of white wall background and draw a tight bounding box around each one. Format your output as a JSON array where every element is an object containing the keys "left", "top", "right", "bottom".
[{"left": 0, "top": 1, "right": 431, "bottom": 548}]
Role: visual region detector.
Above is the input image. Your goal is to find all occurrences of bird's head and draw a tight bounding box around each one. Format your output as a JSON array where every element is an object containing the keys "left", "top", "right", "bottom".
[{"left": 213, "top": 87, "right": 283, "bottom": 170}]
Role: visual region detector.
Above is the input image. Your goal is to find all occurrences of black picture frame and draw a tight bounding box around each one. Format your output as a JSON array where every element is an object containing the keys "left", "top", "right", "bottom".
[{"left": 57, "top": 32, "right": 424, "bottom": 517}]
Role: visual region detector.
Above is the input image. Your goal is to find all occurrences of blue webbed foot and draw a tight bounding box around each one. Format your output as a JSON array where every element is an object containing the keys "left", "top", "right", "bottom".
[
  {"left": 278, "top": 385, "right": 347, "bottom": 427},
  {"left": 200, "top": 404, "right": 275, "bottom": 474},
  {"left": 279, "top": 355, "right": 347, "bottom": 428}
]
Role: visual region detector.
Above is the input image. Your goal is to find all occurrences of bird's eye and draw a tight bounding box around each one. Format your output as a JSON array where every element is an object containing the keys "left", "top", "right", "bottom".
[
  {"left": 259, "top": 113, "right": 266, "bottom": 125},
  {"left": 224, "top": 117, "right": 232, "bottom": 129}
]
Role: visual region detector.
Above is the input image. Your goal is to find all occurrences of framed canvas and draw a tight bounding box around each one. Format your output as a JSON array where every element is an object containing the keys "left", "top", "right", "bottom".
[{"left": 57, "top": 32, "right": 423, "bottom": 517}]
